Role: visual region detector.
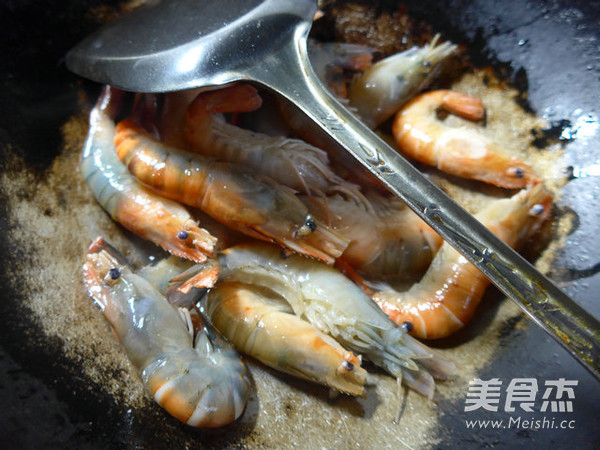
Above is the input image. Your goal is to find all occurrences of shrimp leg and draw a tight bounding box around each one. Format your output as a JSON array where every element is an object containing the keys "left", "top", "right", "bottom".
[
  {"left": 372, "top": 185, "right": 553, "bottom": 339},
  {"left": 81, "top": 87, "right": 217, "bottom": 263},
  {"left": 182, "top": 83, "right": 368, "bottom": 204},
  {"left": 216, "top": 242, "right": 456, "bottom": 399},
  {"left": 392, "top": 89, "right": 540, "bottom": 188},
  {"left": 114, "top": 118, "right": 349, "bottom": 264},
  {"left": 206, "top": 281, "right": 367, "bottom": 396},
  {"left": 82, "top": 237, "right": 250, "bottom": 428}
]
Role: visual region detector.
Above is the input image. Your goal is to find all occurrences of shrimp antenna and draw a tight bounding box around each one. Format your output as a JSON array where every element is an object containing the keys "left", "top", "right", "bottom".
[
  {"left": 178, "top": 307, "right": 195, "bottom": 338},
  {"left": 393, "top": 373, "right": 405, "bottom": 425}
]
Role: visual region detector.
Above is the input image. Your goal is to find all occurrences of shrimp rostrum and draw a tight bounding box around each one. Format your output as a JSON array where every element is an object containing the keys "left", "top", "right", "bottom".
[{"left": 82, "top": 237, "right": 251, "bottom": 428}]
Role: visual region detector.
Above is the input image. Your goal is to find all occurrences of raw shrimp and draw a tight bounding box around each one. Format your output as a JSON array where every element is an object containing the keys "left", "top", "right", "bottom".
[
  {"left": 183, "top": 84, "right": 367, "bottom": 203},
  {"left": 215, "top": 242, "right": 456, "bottom": 399},
  {"left": 373, "top": 185, "right": 553, "bottom": 339},
  {"left": 276, "top": 38, "right": 456, "bottom": 191},
  {"left": 206, "top": 281, "right": 367, "bottom": 396},
  {"left": 81, "top": 87, "right": 217, "bottom": 263},
  {"left": 348, "top": 35, "right": 458, "bottom": 128},
  {"left": 114, "top": 118, "right": 349, "bottom": 264},
  {"left": 82, "top": 237, "right": 250, "bottom": 428},
  {"left": 138, "top": 255, "right": 219, "bottom": 307},
  {"left": 392, "top": 89, "right": 540, "bottom": 188},
  {"left": 302, "top": 191, "right": 443, "bottom": 279}
]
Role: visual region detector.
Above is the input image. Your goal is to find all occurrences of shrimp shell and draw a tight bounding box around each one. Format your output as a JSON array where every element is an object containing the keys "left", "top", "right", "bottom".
[
  {"left": 183, "top": 84, "right": 368, "bottom": 204},
  {"left": 302, "top": 191, "right": 443, "bottom": 279},
  {"left": 216, "top": 242, "right": 456, "bottom": 399},
  {"left": 80, "top": 87, "right": 217, "bottom": 263},
  {"left": 373, "top": 185, "right": 553, "bottom": 339},
  {"left": 82, "top": 237, "right": 250, "bottom": 428},
  {"left": 392, "top": 89, "right": 540, "bottom": 188},
  {"left": 114, "top": 119, "right": 349, "bottom": 264},
  {"left": 206, "top": 281, "right": 367, "bottom": 396},
  {"left": 348, "top": 35, "right": 458, "bottom": 128}
]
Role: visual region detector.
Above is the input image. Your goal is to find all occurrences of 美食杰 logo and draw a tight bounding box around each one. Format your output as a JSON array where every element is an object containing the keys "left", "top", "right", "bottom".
[{"left": 463, "top": 378, "right": 578, "bottom": 430}]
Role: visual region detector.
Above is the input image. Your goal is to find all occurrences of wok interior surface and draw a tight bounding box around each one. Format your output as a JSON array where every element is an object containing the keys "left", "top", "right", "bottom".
[{"left": 1, "top": 0, "right": 599, "bottom": 447}]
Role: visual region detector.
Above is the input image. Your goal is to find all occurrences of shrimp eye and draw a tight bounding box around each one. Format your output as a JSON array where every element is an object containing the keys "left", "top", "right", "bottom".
[
  {"left": 305, "top": 216, "right": 317, "bottom": 232},
  {"left": 509, "top": 167, "right": 525, "bottom": 179},
  {"left": 342, "top": 360, "right": 354, "bottom": 371},
  {"left": 529, "top": 203, "right": 545, "bottom": 216},
  {"left": 109, "top": 268, "right": 121, "bottom": 280},
  {"left": 294, "top": 215, "right": 317, "bottom": 237},
  {"left": 177, "top": 230, "right": 189, "bottom": 240},
  {"left": 401, "top": 321, "right": 413, "bottom": 332}
]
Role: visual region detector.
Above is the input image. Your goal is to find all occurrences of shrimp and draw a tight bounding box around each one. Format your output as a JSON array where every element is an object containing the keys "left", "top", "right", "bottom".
[
  {"left": 392, "top": 89, "right": 540, "bottom": 188},
  {"left": 372, "top": 184, "right": 553, "bottom": 339},
  {"left": 348, "top": 35, "right": 458, "bottom": 128},
  {"left": 302, "top": 191, "right": 443, "bottom": 279},
  {"left": 82, "top": 237, "right": 251, "bottom": 428},
  {"left": 276, "top": 38, "right": 456, "bottom": 191},
  {"left": 206, "top": 281, "right": 367, "bottom": 396},
  {"left": 114, "top": 118, "right": 349, "bottom": 264},
  {"left": 182, "top": 84, "right": 368, "bottom": 204},
  {"left": 81, "top": 87, "right": 217, "bottom": 263},
  {"left": 216, "top": 242, "right": 456, "bottom": 399}
]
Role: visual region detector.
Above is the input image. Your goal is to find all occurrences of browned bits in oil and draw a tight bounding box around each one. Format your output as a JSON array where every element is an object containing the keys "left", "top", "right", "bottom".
[{"left": 314, "top": 1, "right": 434, "bottom": 56}]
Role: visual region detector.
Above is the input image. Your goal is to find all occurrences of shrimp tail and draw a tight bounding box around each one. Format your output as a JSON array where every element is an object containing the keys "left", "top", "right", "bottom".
[
  {"left": 142, "top": 347, "right": 248, "bottom": 428},
  {"left": 137, "top": 256, "right": 217, "bottom": 307},
  {"left": 167, "top": 259, "right": 221, "bottom": 295},
  {"left": 439, "top": 90, "right": 486, "bottom": 121},
  {"left": 143, "top": 316, "right": 249, "bottom": 428},
  {"left": 184, "top": 83, "right": 263, "bottom": 151}
]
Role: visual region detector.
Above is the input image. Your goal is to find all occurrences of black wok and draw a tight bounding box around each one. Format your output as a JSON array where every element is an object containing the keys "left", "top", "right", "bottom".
[{"left": 1, "top": 0, "right": 599, "bottom": 447}]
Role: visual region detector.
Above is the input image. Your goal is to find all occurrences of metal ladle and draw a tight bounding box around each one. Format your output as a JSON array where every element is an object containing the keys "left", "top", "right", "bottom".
[{"left": 66, "top": 0, "right": 600, "bottom": 378}]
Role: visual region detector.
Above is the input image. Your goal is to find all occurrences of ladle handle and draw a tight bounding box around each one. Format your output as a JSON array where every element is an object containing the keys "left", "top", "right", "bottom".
[{"left": 248, "top": 34, "right": 600, "bottom": 380}]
